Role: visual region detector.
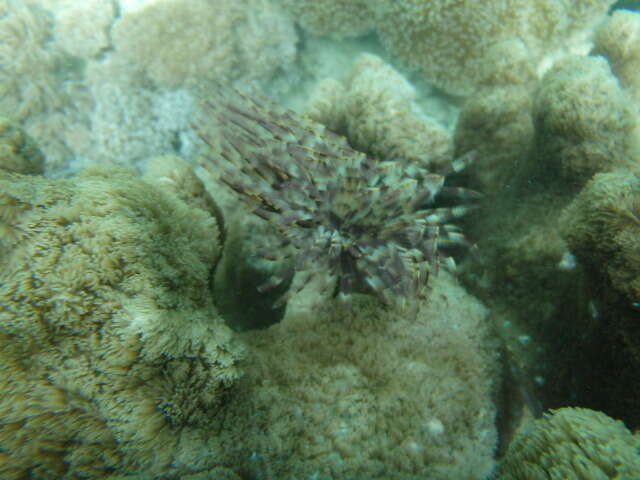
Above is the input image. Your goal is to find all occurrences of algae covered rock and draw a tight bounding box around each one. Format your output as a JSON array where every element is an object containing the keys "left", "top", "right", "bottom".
[{"left": 0, "top": 167, "right": 243, "bottom": 479}]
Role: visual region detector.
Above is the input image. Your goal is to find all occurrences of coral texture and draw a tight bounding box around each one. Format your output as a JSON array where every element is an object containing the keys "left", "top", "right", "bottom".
[
  {"left": 495, "top": 407, "right": 640, "bottom": 479},
  {"left": 0, "top": 117, "right": 45, "bottom": 174},
  {"left": 374, "top": 0, "right": 614, "bottom": 94},
  {"left": 533, "top": 55, "right": 636, "bottom": 185},
  {"left": 561, "top": 169, "right": 640, "bottom": 307},
  {"left": 454, "top": 85, "right": 535, "bottom": 193},
  {"left": 307, "top": 53, "right": 453, "bottom": 176},
  {"left": 197, "top": 87, "right": 478, "bottom": 308},
  {"left": 277, "top": 0, "right": 376, "bottom": 38},
  {"left": 0, "top": 0, "right": 60, "bottom": 121},
  {"left": 142, "top": 154, "right": 226, "bottom": 243},
  {"left": 85, "top": 85, "right": 200, "bottom": 169},
  {"left": 0, "top": 167, "right": 242, "bottom": 478},
  {"left": 0, "top": 0, "right": 91, "bottom": 171},
  {"left": 110, "top": 0, "right": 296, "bottom": 89},
  {"left": 222, "top": 272, "right": 499, "bottom": 479},
  {"left": 52, "top": 0, "right": 115, "bottom": 58},
  {"left": 593, "top": 9, "right": 640, "bottom": 102}
]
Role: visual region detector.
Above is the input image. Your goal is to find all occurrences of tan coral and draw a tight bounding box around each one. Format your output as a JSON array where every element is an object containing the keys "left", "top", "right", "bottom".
[
  {"left": 224, "top": 272, "right": 500, "bottom": 479},
  {"left": 0, "top": 0, "right": 91, "bottom": 171},
  {"left": 0, "top": 0, "right": 61, "bottom": 121},
  {"left": 143, "top": 154, "right": 226, "bottom": 245},
  {"left": 277, "top": 0, "right": 376, "bottom": 38},
  {"left": 374, "top": 0, "right": 614, "bottom": 95},
  {"left": 52, "top": 0, "right": 116, "bottom": 58},
  {"left": 593, "top": 9, "right": 640, "bottom": 102},
  {"left": 454, "top": 85, "right": 535, "bottom": 193},
  {"left": 561, "top": 169, "right": 640, "bottom": 307},
  {"left": 0, "top": 167, "right": 243, "bottom": 479},
  {"left": 533, "top": 55, "right": 637, "bottom": 185},
  {"left": 306, "top": 77, "right": 348, "bottom": 135},
  {"left": 110, "top": 0, "right": 296, "bottom": 89},
  {"left": 307, "top": 53, "right": 452, "bottom": 174},
  {"left": 495, "top": 407, "right": 640, "bottom": 479}
]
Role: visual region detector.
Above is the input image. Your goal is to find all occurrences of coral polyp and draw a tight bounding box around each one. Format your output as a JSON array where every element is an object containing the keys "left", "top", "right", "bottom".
[{"left": 197, "top": 88, "right": 477, "bottom": 308}]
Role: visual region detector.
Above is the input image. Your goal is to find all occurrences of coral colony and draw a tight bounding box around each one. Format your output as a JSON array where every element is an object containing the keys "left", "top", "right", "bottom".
[{"left": 197, "top": 88, "right": 479, "bottom": 308}]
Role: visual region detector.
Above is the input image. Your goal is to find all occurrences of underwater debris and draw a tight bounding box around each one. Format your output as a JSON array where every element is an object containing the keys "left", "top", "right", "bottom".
[{"left": 196, "top": 87, "right": 479, "bottom": 308}]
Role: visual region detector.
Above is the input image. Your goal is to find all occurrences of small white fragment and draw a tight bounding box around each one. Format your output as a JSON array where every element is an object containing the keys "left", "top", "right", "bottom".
[
  {"left": 518, "top": 335, "right": 531, "bottom": 346},
  {"left": 422, "top": 418, "right": 445, "bottom": 438},
  {"left": 534, "top": 376, "right": 546, "bottom": 386},
  {"left": 443, "top": 256, "right": 456, "bottom": 272},
  {"left": 557, "top": 252, "right": 577, "bottom": 271}
]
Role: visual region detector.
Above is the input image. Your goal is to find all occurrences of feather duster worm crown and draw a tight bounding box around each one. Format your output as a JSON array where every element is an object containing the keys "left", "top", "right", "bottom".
[{"left": 196, "top": 87, "right": 478, "bottom": 308}]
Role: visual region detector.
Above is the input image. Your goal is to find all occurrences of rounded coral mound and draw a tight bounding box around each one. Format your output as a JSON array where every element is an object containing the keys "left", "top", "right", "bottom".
[
  {"left": 495, "top": 407, "right": 640, "bottom": 479},
  {"left": 593, "top": 9, "right": 640, "bottom": 102},
  {"left": 225, "top": 272, "right": 500, "bottom": 479},
  {"left": 307, "top": 53, "right": 453, "bottom": 176},
  {"left": 561, "top": 169, "right": 640, "bottom": 307},
  {"left": 533, "top": 55, "right": 636, "bottom": 185},
  {"left": 142, "top": 154, "right": 226, "bottom": 245},
  {"left": 277, "top": 0, "right": 376, "bottom": 38},
  {"left": 454, "top": 85, "right": 535, "bottom": 192},
  {"left": 374, "top": 0, "right": 614, "bottom": 94},
  {"left": 0, "top": 167, "right": 243, "bottom": 479},
  {"left": 111, "top": 0, "right": 296, "bottom": 88}
]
